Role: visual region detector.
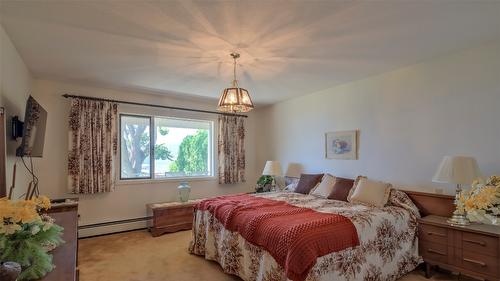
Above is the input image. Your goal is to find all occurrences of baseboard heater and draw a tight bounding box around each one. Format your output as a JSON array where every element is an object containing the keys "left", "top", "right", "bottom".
[{"left": 78, "top": 216, "right": 152, "bottom": 238}]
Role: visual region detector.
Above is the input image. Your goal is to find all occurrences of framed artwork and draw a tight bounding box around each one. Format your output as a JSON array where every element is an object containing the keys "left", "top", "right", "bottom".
[{"left": 325, "top": 130, "right": 358, "bottom": 160}]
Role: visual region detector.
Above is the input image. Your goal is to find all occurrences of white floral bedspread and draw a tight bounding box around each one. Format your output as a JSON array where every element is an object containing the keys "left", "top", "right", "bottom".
[{"left": 189, "top": 190, "right": 422, "bottom": 281}]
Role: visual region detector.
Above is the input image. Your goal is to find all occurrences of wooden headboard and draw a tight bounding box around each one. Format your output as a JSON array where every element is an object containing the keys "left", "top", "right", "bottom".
[{"left": 403, "top": 190, "right": 454, "bottom": 217}]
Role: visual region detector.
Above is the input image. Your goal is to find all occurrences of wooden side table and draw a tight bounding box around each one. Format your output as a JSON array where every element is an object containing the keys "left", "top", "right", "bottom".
[
  {"left": 418, "top": 215, "right": 500, "bottom": 281},
  {"left": 147, "top": 200, "right": 202, "bottom": 237}
]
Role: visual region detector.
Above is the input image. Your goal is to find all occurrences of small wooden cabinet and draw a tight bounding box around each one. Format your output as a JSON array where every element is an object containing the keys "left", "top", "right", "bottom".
[
  {"left": 419, "top": 215, "right": 500, "bottom": 281},
  {"left": 147, "top": 200, "right": 202, "bottom": 237}
]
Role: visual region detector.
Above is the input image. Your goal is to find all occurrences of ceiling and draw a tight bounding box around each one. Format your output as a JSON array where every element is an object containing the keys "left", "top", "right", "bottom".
[{"left": 1, "top": 1, "right": 500, "bottom": 105}]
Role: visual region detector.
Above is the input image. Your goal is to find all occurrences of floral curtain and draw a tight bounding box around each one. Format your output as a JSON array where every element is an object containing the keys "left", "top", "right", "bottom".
[
  {"left": 218, "top": 115, "right": 246, "bottom": 184},
  {"left": 68, "top": 98, "right": 118, "bottom": 194}
]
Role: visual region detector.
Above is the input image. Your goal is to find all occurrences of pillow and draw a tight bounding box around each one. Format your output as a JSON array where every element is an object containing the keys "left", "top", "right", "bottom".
[
  {"left": 284, "top": 176, "right": 300, "bottom": 187},
  {"left": 327, "top": 177, "right": 355, "bottom": 201},
  {"left": 387, "top": 189, "right": 420, "bottom": 218},
  {"left": 295, "top": 173, "right": 324, "bottom": 194},
  {"left": 311, "top": 174, "right": 336, "bottom": 198},
  {"left": 347, "top": 175, "right": 367, "bottom": 200},
  {"left": 348, "top": 177, "right": 392, "bottom": 207},
  {"left": 284, "top": 182, "right": 299, "bottom": 192}
]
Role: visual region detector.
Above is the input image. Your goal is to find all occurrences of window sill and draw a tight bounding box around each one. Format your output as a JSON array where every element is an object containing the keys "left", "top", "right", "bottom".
[{"left": 115, "top": 176, "right": 217, "bottom": 186}]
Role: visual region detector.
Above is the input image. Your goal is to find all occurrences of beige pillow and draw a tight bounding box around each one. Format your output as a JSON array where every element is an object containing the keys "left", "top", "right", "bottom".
[
  {"left": 348, "top": 177, "right": 392, "bottom": 207},
  {"left": 347, "top": 175, "right": 367, "bottom": 199},
  {"left": 311, "top": 174, "right": 336, "bottom": 198}
]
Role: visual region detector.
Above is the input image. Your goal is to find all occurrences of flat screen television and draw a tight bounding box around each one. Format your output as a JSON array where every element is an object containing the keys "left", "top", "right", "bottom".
[{"left": 16, "top": 96, "right": 47, "bottom": 157}]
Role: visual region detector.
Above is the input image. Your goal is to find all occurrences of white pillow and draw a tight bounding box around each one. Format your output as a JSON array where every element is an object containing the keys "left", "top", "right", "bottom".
[
  {"left": 284, "top": 182, "right": 299, "bottom": 192},
  {"left": 348, "top": 178, "right": 392, "bottom": 207},
  {"left": 311, "top": 174, "right": 336, "bottom": 198}
]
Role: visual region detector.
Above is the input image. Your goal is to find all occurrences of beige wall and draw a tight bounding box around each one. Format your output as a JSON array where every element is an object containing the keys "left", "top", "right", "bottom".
[
  {"left": 255, "top": 40, "right": 500, "bottom": 194},
  {"left": 31, "top": 79, "right": 259, "bottom": 235},
  {"left": 0, "top": 24, "right": 33, "bottom": 199}
]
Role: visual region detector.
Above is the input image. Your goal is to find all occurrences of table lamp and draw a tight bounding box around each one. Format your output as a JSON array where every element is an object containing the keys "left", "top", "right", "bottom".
[
  {"left": 432, "top": 156, "right": 481, "bottom": 225},
  {"left": 262, "top": 161, "right": 282, "bottom": 191}
]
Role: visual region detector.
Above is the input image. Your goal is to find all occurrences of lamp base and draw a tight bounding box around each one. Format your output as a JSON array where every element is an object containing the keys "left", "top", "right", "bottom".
[
  {"left": 447, "top": 183, "right": 470, "bottom": 226},
  {"left": 270, "top": 176, "right": 280, "bottom": 192},
  {"left": 447, "top": 213, "right": 470, "bottom": 226}
]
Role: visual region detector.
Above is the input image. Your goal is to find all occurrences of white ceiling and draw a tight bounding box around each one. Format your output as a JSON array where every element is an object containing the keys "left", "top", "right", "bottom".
[{"left": 1, "top": 0, "right": 500, "bottom": 105}]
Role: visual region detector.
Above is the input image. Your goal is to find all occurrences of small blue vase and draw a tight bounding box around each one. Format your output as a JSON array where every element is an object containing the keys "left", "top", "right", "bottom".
[{"left": 178, "top": 182, "right": 191, "bottom": 202}]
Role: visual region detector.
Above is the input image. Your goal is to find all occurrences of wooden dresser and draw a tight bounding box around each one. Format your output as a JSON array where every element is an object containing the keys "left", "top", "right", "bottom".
[
  {"left": 0, "top": 108, "right": 6, "bottom": 197},
  {"left": 147, "top": 200, "right": 202, "bottom": 237},
  {"left": 39, "top": 201, "right": 79, "bottom": 281},
  {"left": 419, "top": 215, "right": 500, "bottom": 281}
]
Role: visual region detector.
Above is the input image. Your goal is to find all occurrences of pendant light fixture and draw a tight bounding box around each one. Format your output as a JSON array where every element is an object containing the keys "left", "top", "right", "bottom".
[{"left": 217, "top": 52, "right": 254, "bottom": 113}]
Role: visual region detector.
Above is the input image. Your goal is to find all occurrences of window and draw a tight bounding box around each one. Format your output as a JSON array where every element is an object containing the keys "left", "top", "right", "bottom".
[
  {"left": 120, "top": 115, "right": 151, "bottom": 179},
  {"left": 120, "top": 114, "right": 213, "bottom": 180}
]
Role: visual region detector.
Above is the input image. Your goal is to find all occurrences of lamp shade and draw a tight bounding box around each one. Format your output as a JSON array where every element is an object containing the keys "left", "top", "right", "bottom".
[
  {"left": 285, "top": 163, "right": 302, "bottom": 178},
  {"left": 432, "top": 156, "right": 481, "bottom": 185},
  {"left": 217, "top": 87, "right": 254, "bottom": 113},
  {"left": 262, "top": 161, "right": 282, "bottom": 176}
]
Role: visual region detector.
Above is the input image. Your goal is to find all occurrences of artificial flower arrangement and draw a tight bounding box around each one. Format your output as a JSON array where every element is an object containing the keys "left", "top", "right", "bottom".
[
  {"left": 0, "top": 196, "right": 64, "bottom": 280},
  {"left": 459, "top": 175, "right": 500, "bottom": 225}
]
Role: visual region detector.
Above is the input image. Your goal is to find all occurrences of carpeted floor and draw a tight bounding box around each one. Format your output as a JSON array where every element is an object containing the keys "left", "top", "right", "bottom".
[{"left": 78, "top": 230, "right": 469, "bottom": 281}]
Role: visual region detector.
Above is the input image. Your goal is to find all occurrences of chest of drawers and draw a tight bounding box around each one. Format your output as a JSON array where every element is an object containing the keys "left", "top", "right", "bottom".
[{"left": 419, "top": 215, "right": 500, "bottom": 281}]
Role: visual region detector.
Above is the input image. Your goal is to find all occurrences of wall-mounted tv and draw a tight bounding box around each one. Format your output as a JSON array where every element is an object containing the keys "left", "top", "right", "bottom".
[{"left": 16, "top": 96, "right": 47, "bottom": 157}]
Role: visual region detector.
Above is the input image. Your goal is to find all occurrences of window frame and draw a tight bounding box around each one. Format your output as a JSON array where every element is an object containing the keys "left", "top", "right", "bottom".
[{"left": 118, "top": 112, "right": 215, "bottom": 183}]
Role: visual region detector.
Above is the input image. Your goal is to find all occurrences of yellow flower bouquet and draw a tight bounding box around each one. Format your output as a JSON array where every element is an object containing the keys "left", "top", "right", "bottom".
[
  {"left": 459, "top": 176, "right": 500, "bottom": 225},
  {"left": 0, "top": 196, "right": 64, "bottom": 280}
]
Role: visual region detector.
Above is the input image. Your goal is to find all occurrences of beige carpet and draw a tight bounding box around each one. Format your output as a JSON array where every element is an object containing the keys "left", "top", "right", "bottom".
[{"left": 78, "top": 230, "right": 467, "bottom": 281}]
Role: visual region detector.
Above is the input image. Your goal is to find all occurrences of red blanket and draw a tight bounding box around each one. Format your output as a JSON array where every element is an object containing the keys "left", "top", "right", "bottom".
[{"left": 196, "top": 194, "right": 359, "bottom": 281}]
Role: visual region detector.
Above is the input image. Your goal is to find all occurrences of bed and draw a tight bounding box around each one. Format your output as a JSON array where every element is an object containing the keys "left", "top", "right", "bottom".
[{"left": 189, "top": 190, "right": 422, "bottom": 281}]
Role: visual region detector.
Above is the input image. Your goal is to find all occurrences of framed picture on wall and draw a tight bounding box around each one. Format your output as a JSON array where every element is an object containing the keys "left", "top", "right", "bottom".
[{"left": 325, "top": 130, "right": 358, "bottom": 160}]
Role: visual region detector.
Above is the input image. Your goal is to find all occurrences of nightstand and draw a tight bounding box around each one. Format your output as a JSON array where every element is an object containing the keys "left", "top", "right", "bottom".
[{"left": 418, "top": 215, "right": 500, "bottom": 281}]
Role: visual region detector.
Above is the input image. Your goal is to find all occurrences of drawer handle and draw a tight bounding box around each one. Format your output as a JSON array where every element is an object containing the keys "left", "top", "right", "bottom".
[
  {"left": 463, "top": 258, "right": 486, "bottom": 267},
  {"left": 463, "top": 238, "right": 486, "bottom": 246},
  {"left": 427, "top": 231, "right": 446, "bottom": 237},
  {"left": 427, "top": 248, "right": 446, "bottom": 256}
]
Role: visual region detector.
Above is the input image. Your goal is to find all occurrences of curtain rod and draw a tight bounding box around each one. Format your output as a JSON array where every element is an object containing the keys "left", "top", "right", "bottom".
[{"left": 61, "top": 94, "right": 248, "bottom": 118}]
